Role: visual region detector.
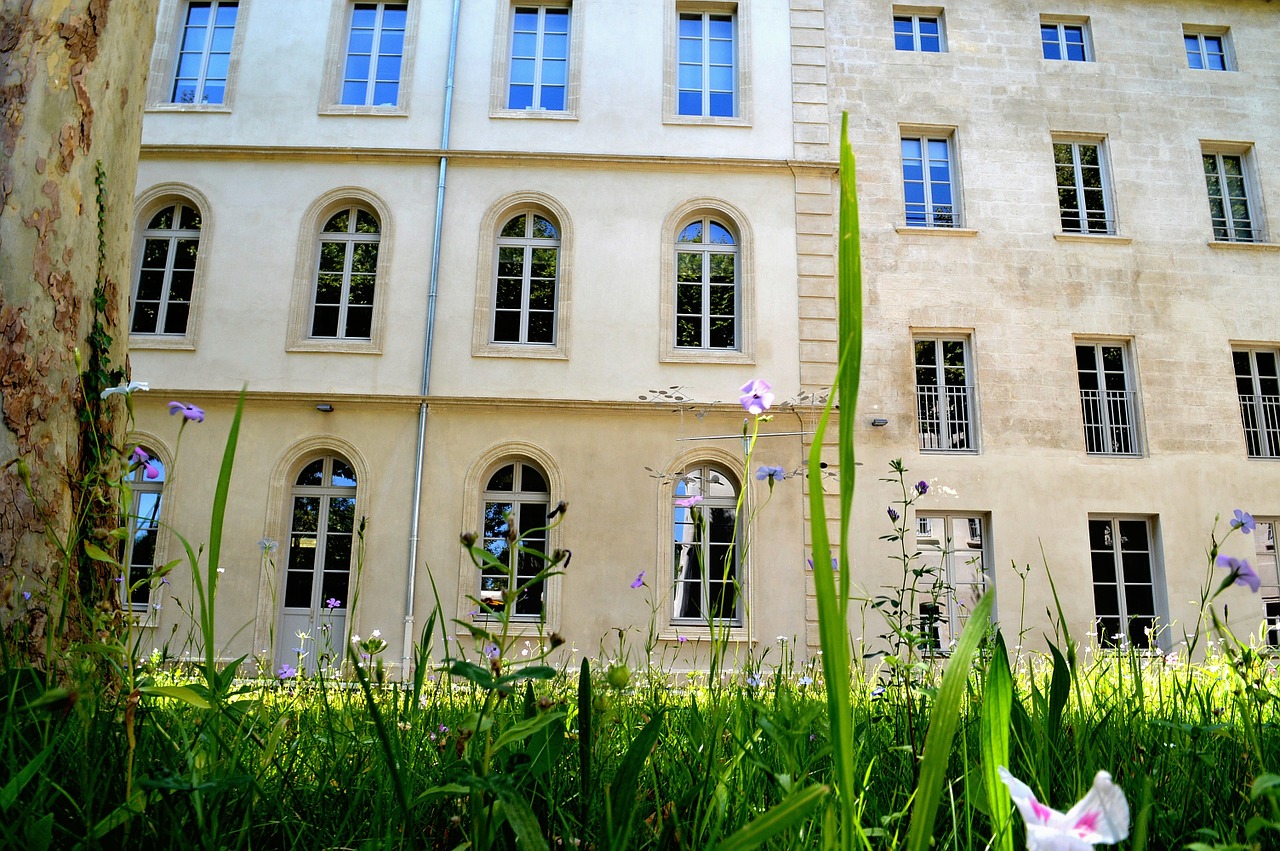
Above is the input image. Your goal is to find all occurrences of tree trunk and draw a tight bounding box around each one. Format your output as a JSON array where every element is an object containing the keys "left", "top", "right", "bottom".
[{"left": 0, "top": 0, "right": 157, "bottom": 669}]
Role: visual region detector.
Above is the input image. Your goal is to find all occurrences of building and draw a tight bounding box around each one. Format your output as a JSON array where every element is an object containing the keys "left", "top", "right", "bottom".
[{"left": 125, "top": 0, "right": 1278, "bottom": 676}]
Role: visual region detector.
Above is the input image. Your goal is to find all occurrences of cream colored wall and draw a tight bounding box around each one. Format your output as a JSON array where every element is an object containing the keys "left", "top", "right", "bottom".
[{"left": 821, "top": 0, "right": 1280, "bottom": 652}]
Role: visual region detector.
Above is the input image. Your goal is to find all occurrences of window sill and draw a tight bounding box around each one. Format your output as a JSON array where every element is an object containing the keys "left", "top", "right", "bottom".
[
  {"left": 145, "top": 102, "right": 234, "bottom": 114},
  {"left": 895, "top": 226, "right": 977, "bottom": 237},
  {"left": 1084, "top": 451, "right": 1144, "bottom": 459},
  {"left": 1208, "top": 240, "right": 1280, "bottom": 252},
  {"left": 129, "top": 334, "right": 197, "bottom": 351},
  {"left": 318, "top": 106, "right": 408, "bottom": 117},
  {"left": 454, "top": 621, "right": 557, "bottom": 641},
  {"left": 490, "top": 108, "right": 578, "bottom": 121},
  {"left": 662, "top": 114, "right": 751, "bottom": 128},
  {"left": 919, "top": 447, "right": 980, "bottom": 455},
  {"left": 659, "top": 626, "right": 751, "bottom": 644},
  {"left": 286, "top": 339, "right": 382, "bottom": 355},
  {"left": 661, "top": 348, "right": 754, "bottom": 365},
  {"left": 473, "top": 343, "right": 569, "bottom": 360},
  {"left": 1054, "top": 233, "right": 1132, "bottom": 245}
]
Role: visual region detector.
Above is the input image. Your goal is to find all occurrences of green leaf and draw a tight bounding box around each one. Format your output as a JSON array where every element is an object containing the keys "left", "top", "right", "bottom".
[
  {"left": 415, "top": 783, "right": 471, "bottom": 805},
  {"left": 494, "top": 665, "right": 557, "bottom": 687},
  {"left": 0, "top": 743, "right": 54, "bottom": 810},
  {"left": 139, "top": 685, "right": 212, "bottom": 710},
  {"left": 24, "top": 812, "right": 52, "bottom": 851},
  {"left": 906, "top": 591, "right": 994, "bottom": 851},
  {"left": 492, "top": 710, "right": 567, "bottom": 754},
  {"left": 83, "top": 542, "right": 119, "bottom": 565},
  {"left": 495, "top": 785, "right": 550, "bottom": 851},
  {"left": 608, "top": 711, "right": 666, "bottom": 848},
  {"left": 1251, "top": 773, "right": 1280, "bottom": 800},
  {"left": 979, "top": 631, "right": 1013, "bottom": 851},
  {"left": 714, "top": 784, "right": 828, "bottom": 851},
  {"left": 1047, "top": 642, "right": 1071, "bottom": 742},
  {"left": 449, "top": 660, "right": 496, "bottom": 690}
]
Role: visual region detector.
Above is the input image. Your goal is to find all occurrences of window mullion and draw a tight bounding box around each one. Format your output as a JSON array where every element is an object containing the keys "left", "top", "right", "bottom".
[
  {"left": 701, "top": 246, "right": 712, "bottom": 346},
  {"left": 156, "top": 231, "right": 179, "bottom": 332},
  {"left": 521, "top": 242, "right": 533, "bottom": 343},
  {"left": 368, "top": 6, "right": 385, "bottom": 107},
  {"left": 532, "top": 8, "right": 545, "bottom": 104},
  {"left": 338, "top": 234, "right": 355, "bottom": 335},
  {"left": 701, "top": 14, "right": 712, "bottom": 116}
]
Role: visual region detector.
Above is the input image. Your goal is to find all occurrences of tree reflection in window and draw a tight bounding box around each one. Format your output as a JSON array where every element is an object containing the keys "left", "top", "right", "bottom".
[
  {"left": 675, "top": 217, "right": 738, "bottom": 349},
  {"left": 284, "top": 456, "right": 357, "bottom": 611},
  {"left": 672, "top": 465, "right": 741, "bottom": 624},
  {"left": 480, "top": 461, "right": 550, "bottom": 619}
]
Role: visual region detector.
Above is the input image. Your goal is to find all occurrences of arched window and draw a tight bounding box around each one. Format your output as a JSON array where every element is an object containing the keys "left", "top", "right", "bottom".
[
  {"left": 123, "top": 448, "right": 166, "bottom": 612},
  {"left": 672, "top": 464, "right": 742, "bottom": 624},
  {"left": 311, "top": 206, "right": 380, "bottom": 339},
  {"left": 284, "top": 456, "right": 357, "bottom": 613},
  {"left": 479, "top": 460, "right": 550, "bottom": 619},
  {"left": 131, "top": 201, "right": 201, "bottom": 335},
  {"left": 675, "top": 215, "right": 738, "bottom": 350},
  {"left": 493, "top": 211, "right": 560, "bottom": 345}
]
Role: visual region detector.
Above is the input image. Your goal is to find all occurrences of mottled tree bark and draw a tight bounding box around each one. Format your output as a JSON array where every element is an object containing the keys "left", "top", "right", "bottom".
[{"left": 0, "top": 0, "right": 157, "bottom": 668}]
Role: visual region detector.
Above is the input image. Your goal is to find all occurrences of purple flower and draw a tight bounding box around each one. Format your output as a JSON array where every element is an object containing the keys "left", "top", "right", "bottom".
[
  {"left": 325, "top": 597, "right": 342, "bottom": 609},
  {"left": 999, "top": 767, "right": 1130, "bottom": 850},
  {"left": 887, "top": 507, "right": 900, "bottom": 522},
  {"left": 1216, "top": 555, "right": 1262, "bottom": 593},
  {"left": 755, "top": 465, "right": 786, "bottom": 483},
  {"left": 631, "top": 571, "right": 646, "bottom": 589},
  {"left": 277, "top": 664, "right": 297, "bottom": 680},
  {"left": 806, "top": 557, "right": 838, "bottom": 571},
  {"left": 22, "top": 591, "right": 31, "bottom": 601},
  {"left": 916, "top": 480, "right": 929, "bottom": 496},
  {"left": 1231, "top": 509, "right": 1256, "bottom": 534},
  {"left": 798, "top": 675, "right": 813, "bottom": 686},
  {"left": 739, "top": 379, "right": 774, "bottom": 415},
  {"left": 131, "top": 447, "right": 161, "bottom": 480},
  {"left": 483, "top": 642, "right": 501, "bottom": 660},
  {"left": 677, "top": 636, "right": 688, "bottom": 644},
  {"left": 168, "top": 401, "right": 205, "bottom": 422},
  {"left": 675, "top": 494, "right": 704, "bottom": 509},
  {"left": 746, "top": 674, "right": 762, "bottom": 687}
]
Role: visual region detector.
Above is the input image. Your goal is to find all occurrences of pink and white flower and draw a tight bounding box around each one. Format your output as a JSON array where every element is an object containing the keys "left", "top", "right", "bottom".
[{"left": 998, "top": 767, "right": 1129, "bottom": 851}]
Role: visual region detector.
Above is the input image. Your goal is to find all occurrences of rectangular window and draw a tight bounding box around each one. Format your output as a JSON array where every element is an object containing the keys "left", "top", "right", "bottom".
[
  {"left": 171, "top": 1, "right": 239, "bottom": 104},
  {"left": 894, "top": 12, "right": 943, "bottom": 52},
  {"left": 915, "top": 336, "right": 976, "bottom": 451},
  {"left": 508, "top": 6, "right": 570, "bottom": 110},
  {"left": 901, "top": 133, "right": 958, "bottom": 227},
  {"left": 1076, "top": 341, "right": 1140, "bottom": 456},
  {"left": 1054, "top": 140, "right": 1115, "bottom": 235},
  {"left": 1234, "top": 348, "right": 1280, "bottom": 458},
  {"left": 1203, "top": 149, "right": 1260, "bottom": 243},
  {"left": 1185, "top": 28, "right": 1231, "bottom": 70},
  {"left": 916, "top": 514, "right": 993, "bottom": 653},
  {"left": 1090, "top": 517, "right": 1163, "bottom": 649},
  {"left": 1253, "top": 521, "right": 1280, "bottom": 646},
  {"left": 677, "top": 10, "right": 736, "bottom": 117},
  {"left": 340, "top": 3, "right": 407, "bottom": 107},
  {"left": 1041, "top": 18, "right": 1091, "bottom": 61}
]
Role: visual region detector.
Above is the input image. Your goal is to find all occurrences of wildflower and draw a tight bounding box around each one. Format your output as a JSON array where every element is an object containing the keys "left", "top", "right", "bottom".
[
  {"left": 675, "top": 494, "right": 703, "bottom": 509},
  {"left": 998, "top": 766, "right": 1129, "bottom": 851},
  {"left": 22, "top": 591, "right": 31, "bottom": 601},
  {"left": 131, "top": 447, "right": 161, "bottom": 480},
  {"left": 806, "top": 556, "right": 839, "bottom": 571},
  {"left": 738, "top": 379, "right": 774, "bottom": 415},
  {"left": 631, "top": 571, "right": 646, "bottom": 589},
  {"left": 746, "top": 673, "right": 762, "bottom": 687},
  {"left": 916, "top": 480, "right": 929, "bottom": 495},
  {"left": 776, "top": 635, "right": 788, "bottom": 644},
  {"left": 258, "top": 537, "right": 278, "bottom": 553},
  {"left": 1231, "top": 509, "right": 1256, "bottom": 534},
  {"left": 870, "top": 686, "right": 886, "bottom": 699},
  {"left": 887, "top": 507, "right": 900, "bottom": 522},
  {"left": 677, "top": 636, "right": 688, "bottom": 644},
  {"left": 276, "top": 664, "right": 297, "bottom": 679},
  {"left": 295, "top": 630, "right": 311, "bottom": 642},
  {"left": 755, "top": 465, "right": 786, "bottom": 483},
  {"left": 483, "top": 642, "right": 500, "bottom": 660},
  {"left": 798, "top": 675, "right": 813, "bottom": 686},
  {"left": 101, "top": 380, "right": 150, "bottom": 399},
  {"left": 371, "top": 629, "right": 381, "bottom": 638},
  {"left": 1216, "top": 555, "right": 1262, "bottom": 593},
  {"left": 326, "top": 597, "right": 342, "bottom": 608},
  {"left": 167, "top": 401, "right": 205, "bottom": 422}
]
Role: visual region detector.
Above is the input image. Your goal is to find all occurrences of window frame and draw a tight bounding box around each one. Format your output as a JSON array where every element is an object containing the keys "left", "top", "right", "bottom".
[
  {"left": 456, "top": 443, "right": 565, "bottom": 637},
  {"left": 287, "top": 189, "right": 393, "bottom": 354},
  {"left": 129, "top": 184, "right": 213, "bottom": 351},
  {"left": 473, "top": 192, "right": 573, "bottom": 360},
  {"left": 1202, "top": 145, "right": 1264, "bottom": 244},
  {"left": 893, "top": 7, "right": 945, "bottom": 53},
  {"left": 914, "top": 513, "right": 995, "bottom": 655},
  {"left": 1040, "top": 16, "right": 1093, "bottom": 62},
  {"left": 913, "top": 334, "right": 978, "bottom": 453},
  {"left": 1251, "top": 520, "right": 1280, "bottom": 647},
  {"left": 663, "top": 1, "right": 752, "bottom": 126},
  {"left": 490, "top": 1, "right": 583, "bottom": 120},
  {"left": 900, "top": 129, "right": 962, "bottom": 229},
  {"left": 660, "top": 198, "right": 754, "bottom": 364},
  {"left": 146, "top": 0, "right": 250, "bottom": 112},
  {"left": 1075, "top": 339, "right": 1142, "bottom": 457},
  {"left": 1233, "top": 347, "right": 1280, "bottom": 459},
  {"left": 1183, "top": 26, "right": 1233, "bottom": 71},
  {"left": 121, "top": 440, "right": 173, "bottom": 626},
  {"left": 1052, "top": 137, "right": 1117, "bottom": 236},
  {"left": 320, "top": 1, "right": 420, "bottom": 115},
  {"left": 476, "top": 461, "right": 553, "bottom": 623},
  {"left": 1088, "top": 516, "right": 1168, "bottom": 651}
]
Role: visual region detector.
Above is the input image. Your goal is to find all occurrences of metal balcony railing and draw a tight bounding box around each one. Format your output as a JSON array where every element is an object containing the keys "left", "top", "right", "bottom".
[
  {"left": 1079, "top": 388, "right": 1138, "bottom": 455},
  {"left": 1239, "top": 393, "right": 1280, "bottom": 458},
  {"left": 916, "top": 383, "right": 974, "bottom": 451}
]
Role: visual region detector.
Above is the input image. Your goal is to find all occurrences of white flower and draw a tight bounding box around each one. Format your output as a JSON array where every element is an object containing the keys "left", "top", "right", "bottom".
[
  {"left": 371, "top": 629, "right": 381, "bottom": 638},
  {"left": 351, "top": 635, "right": 361, "bottom": 643},
  {"left": 999, "top": 767, "right": 1129, "bottom": 851},
  {"left": 100, "top": 380, "right": 149, "bottom": 399}
]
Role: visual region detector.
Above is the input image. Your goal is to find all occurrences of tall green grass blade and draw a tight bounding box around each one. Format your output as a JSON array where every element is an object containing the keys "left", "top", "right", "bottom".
[
  {"left": 492, "top": 710, "right": 566, "bottom": 753},
  {"left": 349, "top": 646, "right": 412, "bottom": 829},
  {"left": 607, "top": 710, "right": 665, "bottom": 848},
  {"left": 905, "top": 591, "right": 994, "bottom": 851},
  {"left": 0, "top": 742, "right": 53, "bottom": 810},
  {"left": 138, "top": 685, "right": 211, "bottom": 710},
  {"left": 1047, "top": 642, "right": 1071, "bottom": 742},
  {"left": 578, "top": 658, "right": 592, "bottom": 818},
  {"left": 807, "top": 110, "right": 862, "bottom": 851},
  {"left": 495, "top": 786, "right": 551, "bottom": 851},
  {"left": 200, "top": 387, "right": 244, "bottom": 681},
  {"left": 714, "top": 783, "right": 828, "bottom": 851},
  {"left": 980, "top": 632, "right": 1013, "bottom": 851}
]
